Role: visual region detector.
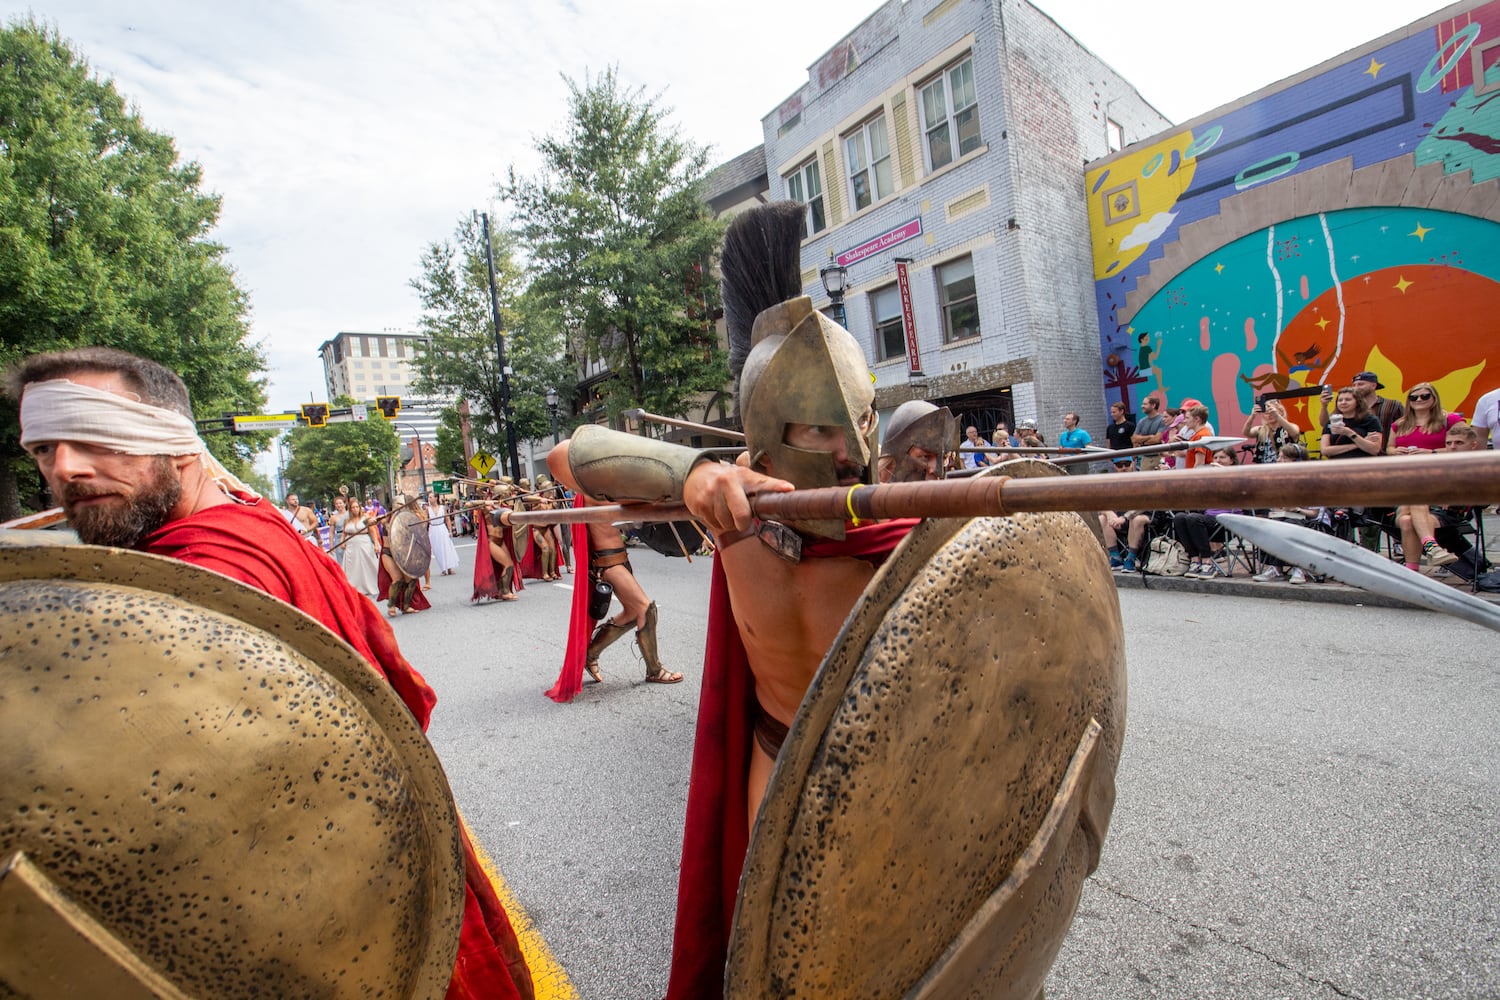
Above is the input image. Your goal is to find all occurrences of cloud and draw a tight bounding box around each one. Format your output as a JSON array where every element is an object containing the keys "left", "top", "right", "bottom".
[{"left": 1119, "top": 211, "right": 1177, "bottom": 252}]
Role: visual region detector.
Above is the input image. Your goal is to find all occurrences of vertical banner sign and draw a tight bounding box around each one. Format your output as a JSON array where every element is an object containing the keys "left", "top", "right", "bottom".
[{"left": 896, "top": 259, "right": 923, "bottom": 376}]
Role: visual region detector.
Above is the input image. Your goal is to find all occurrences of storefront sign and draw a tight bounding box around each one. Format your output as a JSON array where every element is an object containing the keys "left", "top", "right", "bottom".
[
  {"left": 836, "top": 217, "right": 923, "bottom": 268},
  {"left": 895, "top": 258, "right": 923, "bottom": 376}
]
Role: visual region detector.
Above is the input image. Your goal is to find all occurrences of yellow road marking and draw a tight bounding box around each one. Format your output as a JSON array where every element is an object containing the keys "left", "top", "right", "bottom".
[{"left": 466, "top": 827, "right": 580, "bottom": 1000}]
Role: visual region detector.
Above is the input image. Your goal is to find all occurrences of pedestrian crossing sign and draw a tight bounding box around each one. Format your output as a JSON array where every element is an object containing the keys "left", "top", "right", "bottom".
[{"left": 469, "top": 450, "right": 497, "bottom": 477}]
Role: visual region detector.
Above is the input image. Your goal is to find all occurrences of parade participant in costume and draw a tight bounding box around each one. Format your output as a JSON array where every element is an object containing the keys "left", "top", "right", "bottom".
[
  {"left": 536, "top": 475, "right": 572, "bottom": 576},
  {"left": 877, "top": 399, "right": 957, "bottom": 483},
  {"left": 545, "top": 490, "right": 684, "bottom": 698},
  {"left": 9, "top": 347, "right": 534, "bottom": 1000},
  {"left": 549, "top": 202, "right": 921, "bottom": 998},
  {"left": 426, "top": 492, "right": 461, "bottom": 580},
  {"left": 517, "top": 486, "right": 559, "bottom": 582},
  {"left": 472, "top": 481, "right": 523, "bottom": 602},
  {"left": 377, "top": 494, "right": 431, "bottom": 617},
  {"left": 341, "top": 497, "right": 381, "bottom": 598},
  {"left": 283, "top": 492, "right": 319, "bottom": 542}
]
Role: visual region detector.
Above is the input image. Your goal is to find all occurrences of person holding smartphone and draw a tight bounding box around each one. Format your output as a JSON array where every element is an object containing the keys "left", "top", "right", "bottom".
[{"left": 1320, "top": 386, "right": 1383, "bottom": 458}]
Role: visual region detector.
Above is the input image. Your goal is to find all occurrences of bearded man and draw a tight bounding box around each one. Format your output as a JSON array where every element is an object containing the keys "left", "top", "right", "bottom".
[
  {"left": 548, "top": 202, "right": 921, "bottom": 998},
  {"left": 7, "top": 347, "right": 534, "bottom": 1000},
  {"left": 283, "top": 491, "right": 319, "bottom": 542}
]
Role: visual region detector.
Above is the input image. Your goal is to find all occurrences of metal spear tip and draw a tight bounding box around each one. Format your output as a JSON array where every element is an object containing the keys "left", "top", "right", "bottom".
[
  {"left": 1202, "top": 436, "right": 1249, "bottom": 451},
  {"left": 1218, "top": 514, "right": 1500, "bottom": 633},
  {"left": 622, "top": 408, "right": 645, "bottom": 421}
]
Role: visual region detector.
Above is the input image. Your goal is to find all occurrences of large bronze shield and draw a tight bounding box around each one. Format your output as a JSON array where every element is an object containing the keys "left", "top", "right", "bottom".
[
  {"left": 726, "top": 460, "right": 1127, "bottom": 999},
  {"left": 0, "top": 532, "right": 464, "bottom": 999},
  {"left": 388, "top": 505, "right": 433, "bottom": 578}
]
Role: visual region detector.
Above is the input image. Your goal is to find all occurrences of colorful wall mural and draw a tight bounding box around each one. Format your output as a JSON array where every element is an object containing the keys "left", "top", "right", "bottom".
[{"left": 1086, "top": 1, "right": 1500, "bottom": 439}]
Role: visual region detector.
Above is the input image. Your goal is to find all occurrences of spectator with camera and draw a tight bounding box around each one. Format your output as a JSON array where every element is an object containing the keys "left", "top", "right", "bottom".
[{"left": 1243, "top": 397, "right": 1300, "bottom": 464}]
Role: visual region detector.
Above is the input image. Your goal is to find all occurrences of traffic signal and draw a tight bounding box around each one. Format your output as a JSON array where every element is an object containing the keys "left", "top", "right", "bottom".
[
  {"left": 376, "top": 395, "right": 401, "bottom": 420},
  {"left": 301, "top": 403, "right": 329, "bottom": 428}
]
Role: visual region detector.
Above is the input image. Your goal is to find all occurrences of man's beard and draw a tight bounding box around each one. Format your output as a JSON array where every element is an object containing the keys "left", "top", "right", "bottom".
[
  {"left": 60, "top": 457, "right": 182, "bottom": 548},
  {"left": 834, "top": 461, "right": 866, "bottom": 484}
]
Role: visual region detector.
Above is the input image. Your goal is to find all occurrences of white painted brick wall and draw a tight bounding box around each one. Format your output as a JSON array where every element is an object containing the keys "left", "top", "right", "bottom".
[{"left": 755, "top": 0, "right": 1167, "bottom": 441}]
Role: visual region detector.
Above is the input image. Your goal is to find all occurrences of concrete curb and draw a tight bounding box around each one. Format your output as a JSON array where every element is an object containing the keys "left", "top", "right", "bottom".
[{"left": 1112, "top": 568, "right": 1500, "bottom": 610}]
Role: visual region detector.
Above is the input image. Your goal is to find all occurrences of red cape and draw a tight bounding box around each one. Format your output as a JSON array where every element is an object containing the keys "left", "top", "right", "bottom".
[
  {"left": 377, "top": 561, "right": 434, "bottom": 610},
  {"left": 518, "top": 525, "right": 545, "bottom": 580},
  {"left": 664, "top": 517, "right": 918, "bottom": 999},
  {"left": 472, "top": 508, "right": 524, "bottom": 601},
  {"left": 545, "top": 495, "right": 595, "bottom": 703},
  {"left": 144, "top": 497, "right": 533, "bottom": 1000}
]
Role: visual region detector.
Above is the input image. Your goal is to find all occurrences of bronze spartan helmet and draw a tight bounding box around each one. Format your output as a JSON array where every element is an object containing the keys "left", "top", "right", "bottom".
[
  {"left": 879, "top": 400, "right": 959, "bottom": 482},
  {"left": 0, "top": 532, "right": 464, "bottom": 997}
]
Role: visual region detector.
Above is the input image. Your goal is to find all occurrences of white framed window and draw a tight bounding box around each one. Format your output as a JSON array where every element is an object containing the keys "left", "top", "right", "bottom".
[
  {"left": 937, "top": 256, "right": 980, "bottom": 343},
  {"left": 919, "top": 57, "right": 981, "bottom": 171},
  {"left": 845, "top": 115, "right": 893, "bottom": 211},
  {"left": 1107, "top": 118, "right": 1124, "bottom": 152},
  {"left": 869, "top": 284, "right": 906, "bottom": 362},
  {"left": 784, "top": 158, "right": 826, "bottom": 235}
]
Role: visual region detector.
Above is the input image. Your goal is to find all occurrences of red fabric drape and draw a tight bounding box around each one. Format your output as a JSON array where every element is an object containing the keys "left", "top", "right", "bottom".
[
  {"left": 664, "top": 518, "right": 918, "bottom": 999},
  {"left": 377, "top": 561, "right": 433, "bottom": 610},
  {"left": 144, "top": 497, "right": 533, "bottom": 1000},
  {"left": 545, "top": 495, "right": 595, "bottom": 704},
  {"left": 518, "top": 526, "right": 545, "bottom": 580}
]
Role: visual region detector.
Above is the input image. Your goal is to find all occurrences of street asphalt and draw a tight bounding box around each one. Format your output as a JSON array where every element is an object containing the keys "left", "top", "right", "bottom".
[{"left": 394, "top": 535, "right": 1498, "bottom": 1000}]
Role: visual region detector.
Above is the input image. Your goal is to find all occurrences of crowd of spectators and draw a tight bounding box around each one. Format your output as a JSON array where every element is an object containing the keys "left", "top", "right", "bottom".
[{"left": 957, "top": 369, "right": 1495, "bottom": 585}]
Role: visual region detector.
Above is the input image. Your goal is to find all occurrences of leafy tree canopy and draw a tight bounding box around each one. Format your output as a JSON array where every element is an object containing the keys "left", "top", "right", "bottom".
[
  {"left": 502, "top": 68, "right": 727, "bottom": 421},
  {"left": 408, "top": 215, "right": 572, "bottom": 478},
  {"left": 281, "top": 394, "right": 397, "bottom": 503},
  {"left": 0, "top": 18, "right": 267, "bottom": 518}
]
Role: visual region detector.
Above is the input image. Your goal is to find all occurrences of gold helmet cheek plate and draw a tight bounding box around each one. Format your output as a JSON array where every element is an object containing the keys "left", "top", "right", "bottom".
[
  {"left": 726, "top": 460, "right": 1127, "bottom": 997},
  {"left": 0, "top": 535, "right": 463, "bottom": 999}
]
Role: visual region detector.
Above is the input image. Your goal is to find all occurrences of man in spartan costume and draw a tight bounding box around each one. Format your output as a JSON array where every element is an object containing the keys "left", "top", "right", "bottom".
[
  {"left": 549, "top": 202, "right": 924, "bottom": 995},
  {"left": 8, "top": 348, "right": 534, "bottom": 999},
  {"left": 551, "top": 202, "right": 1125, "bottom": 999},
  {"left": 473, "top": 478, "right": 524, "bottom": 602},
  {"left": 877, "top": 399, "right": 958, "bottom": 483}
]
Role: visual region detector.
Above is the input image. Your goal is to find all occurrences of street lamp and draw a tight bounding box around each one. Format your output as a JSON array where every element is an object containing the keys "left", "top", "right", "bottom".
[
  {"left": 545, "top": 386, "right": 560, "bottom": 446},
  {"left": 474, "top": 210, "right": 522, "bottom": 480},
  {"left": 820, "top": 262, "right": 850, "bottom": 328}
]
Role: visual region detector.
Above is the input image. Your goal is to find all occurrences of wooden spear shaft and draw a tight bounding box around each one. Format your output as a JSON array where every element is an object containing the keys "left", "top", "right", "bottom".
[{"left": 501, "top": 453, "right": 1500, "bottom": 528}]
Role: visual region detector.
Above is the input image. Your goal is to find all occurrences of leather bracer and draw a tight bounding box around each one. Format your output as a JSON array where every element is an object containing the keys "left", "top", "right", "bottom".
[{"left": 567, "top": 424, "right": 714, "bottom": 503}]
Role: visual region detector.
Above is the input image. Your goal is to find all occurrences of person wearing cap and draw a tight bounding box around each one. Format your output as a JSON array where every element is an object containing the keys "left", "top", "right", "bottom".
[
  {"left": 1319, "top": 371, "right": 1403, "bottom": 451},
  {"left": 1017, "top": 418, "right": 1045, "bottom": 447}
]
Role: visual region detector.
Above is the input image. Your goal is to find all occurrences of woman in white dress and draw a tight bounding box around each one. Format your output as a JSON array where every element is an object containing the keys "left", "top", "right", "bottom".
[
  {"left": 426, "top": 494, "right": 461, "bottom": 584},
  {"left": 341, "top": 499, "right": 381, "bottom": 599}
]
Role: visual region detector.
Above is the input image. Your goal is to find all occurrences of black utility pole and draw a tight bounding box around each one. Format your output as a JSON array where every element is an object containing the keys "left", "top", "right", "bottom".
[{"left": 477, "top": 210, "right": 522, "bottom": 480}]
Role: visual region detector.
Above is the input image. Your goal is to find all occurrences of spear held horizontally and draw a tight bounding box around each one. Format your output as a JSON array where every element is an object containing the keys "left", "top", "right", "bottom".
[
  {"left": 503, "top": 452, "right": 1500, "bottom": 529},
  {"left": 947, "top": 436, "right": 1246, "bottom": 475}
]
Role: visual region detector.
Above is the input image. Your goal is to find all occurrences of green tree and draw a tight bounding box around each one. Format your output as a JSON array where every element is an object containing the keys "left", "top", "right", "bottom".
[
  {"left": 433, "top": 405, "right": 468, "bottom": 477},
  {"left": 408, "top": 215, "right": 572, "bottom": 476},
  {"left": 0, "top": 19, "right": 267, "bottom": 519},
  {"left": 502, "top": 68, "right": 727, "bottom": 421},
  {"left": 282, "top": 396, "right": 398, "bottom": 502}
]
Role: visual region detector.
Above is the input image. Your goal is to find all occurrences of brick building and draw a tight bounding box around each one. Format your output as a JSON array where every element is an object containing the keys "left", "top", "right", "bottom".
[{"left": 761, "top": 0, "right": 1166, "bottom": 439}]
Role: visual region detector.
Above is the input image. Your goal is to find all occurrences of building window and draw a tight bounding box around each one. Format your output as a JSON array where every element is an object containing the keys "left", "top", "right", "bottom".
[
  {"left": 845, "top": 115, "right": 893, "bottom": 211},
  {"left": 869, "top": 284, "right": 906, "bottom": 362},
  {"left": 937, "top": 256, "right": 979, "bottom": 343},
  {"left": 919, "top": 57, "right": 981, "bottom": 171},
  {"left": 1106, "top": 118, "right": 1124, "bottom": 152},
  {"left": 784, "top": 158, "right": 826, "bottom": 235}
]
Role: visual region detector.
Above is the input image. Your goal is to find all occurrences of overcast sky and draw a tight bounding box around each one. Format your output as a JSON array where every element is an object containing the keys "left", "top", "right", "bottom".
[{"left": 7, "top": 0, "right": 1434, "bottom": 414}]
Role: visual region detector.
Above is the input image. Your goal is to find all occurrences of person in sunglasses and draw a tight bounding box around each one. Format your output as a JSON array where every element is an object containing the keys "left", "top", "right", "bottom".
[{"left": 1386, "top": 382, "right": 1463, "bottom": 454}]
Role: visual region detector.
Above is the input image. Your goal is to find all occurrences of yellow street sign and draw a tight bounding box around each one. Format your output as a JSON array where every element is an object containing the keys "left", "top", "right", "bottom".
[
  {"left": 232, "top": 413, "right": 299, "bottom": 432},
  {"left": 469, "top": 450, "right": 497, "bottom": 477}
]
